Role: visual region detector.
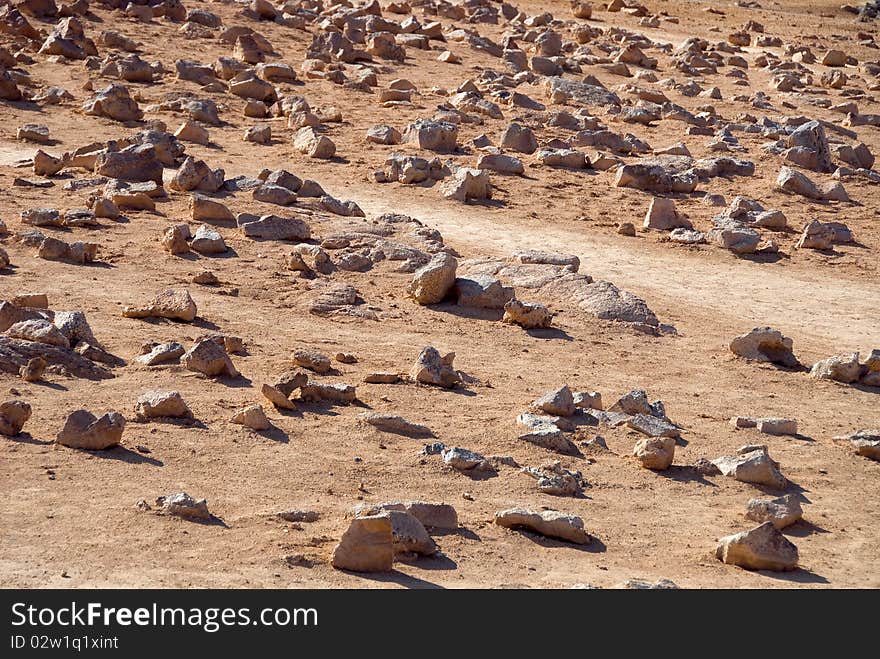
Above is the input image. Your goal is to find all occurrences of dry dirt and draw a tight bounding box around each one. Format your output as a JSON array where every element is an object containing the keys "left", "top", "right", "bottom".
[{"left": 0, "top": 0, "right": 878, "bottom": 589}]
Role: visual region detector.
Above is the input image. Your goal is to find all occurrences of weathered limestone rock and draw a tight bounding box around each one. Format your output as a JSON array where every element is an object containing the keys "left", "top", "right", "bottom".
[
  {"left": 382, "top": 510, "right": 437, "bottom": 556},
  {"left": 443, "top": 446, "right": 491, "bottom": 472},
  {"left": 502, "top": 299, "right": 552, "bottom": 329},
  {"left": 182, "top": 339, "right": 238, "bottom": 377},
  {"left": 715, "top": 522, "right": 798, "bottom": 571},
  {"left": 756, "top": 418, "right": 798, "bottom": 436},
  {"left": 358, "top": 501, "right": 458, "bottom": 531},
  {"left": 6, "top": 319, "right": 69, "bottom": 348},
  {"left": 359, "top": 413, "right": 433, "bottom": 437},
  {"left": 239, "top": 214, "right": 311, "bottom": 241},
  {"left": 628, "top": 414, "right": 680, "bottom": 438},
  {"left": 634, "top": 436, "right": 675, "bottom": 470},
  {"left": 495, "top": 507, "right": 591, "bottom": 544},
  {"left": 499, "top": 122, "right": 538, "bottom": 154},
  {"left": 138, "top": 341, "right": 185, "bottom": 366},
  {"left": 644, "top": 197, "right": 691, "bottom": 230},
  {"left": 745, "top": 494, "right": 803, "bottom": 529},
  {"left": 293, "top": 127, "right": 335, "bottom": 159},
  {"left": 95, "top": 144, "right": 163, "bottom": 184},
  {"left": 712, "top": 446, "right": 786, "bottom": 489},
  {"left": 403, "top": 118, "right": 459, "bottom": 152},
  {"left": 454, "top": 275, "right": 514, "bottom": 309},
  {"left": 408, "top": 252, "right": 457, "bottom": 304},
  {"left": 56, "top": 409, "right": 125, "bottom": 449},
  {"left": 532, "top": 385, "right": 575, "bottom": 417},
  {"left": 82, "top": 84, "right": 142, "bottom": 122},
  {"left": 157, "top": 492, "right": 211, "bottom": 521},
  {"left": 298, "top": 382, "right": 357, "bottom": 404},
  {"left": 123, "top": 289, "right": 197, "bottom": 322},
  {"left": 442, "top": 167, "right": 491, "bottom": 201},
  {"left": 162, "top": 224, "right": 191, "bottom": 254},
  {"left": 810, "top": 352, "right": 861, "bottom": 383},
  {"left": 331, "top": 514, "right": 393, "bottom": 572},
  {"left": 230, "top": 404, "right": 270, "bottom": 430},
  {"left": 135, "top": 390, "right": 193, "bottom": 419},
  {"left": 796, "top": 220, "right": 835, "bottom": 250},
  {"left": 524, "top": 462, "right": 584, "bottom": 496},
  {"left": 729, "top": 327, "right": 798, "bottom": 367},
  {"left": 411, "top": 346, "right": 461, "bottom": 388},
  {"left": 191, "top": 194, "right": 235, "bottom": 223},
  {"left": 834, "top": 430, "right": 880, "bottom": 461},
  {"left": 190, "top": 225, "right": 227, "bottom": 255},
  {"left": 292, "top": 349, "right": 331, "bottom": 374},
  {"left": 0, "top": 400, "right": 32, "bottom": 436}
]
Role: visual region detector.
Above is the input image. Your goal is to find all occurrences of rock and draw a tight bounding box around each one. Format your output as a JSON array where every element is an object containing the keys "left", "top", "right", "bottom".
[
  {"left": 244, "top": 124, "right": 271, "bottom": 144},
  {"left": 524, "top": 462, "right": 584, "bottom": 496},
  {"left": 0, "top": 400, "right": 32, "bottom": 436},
  {"left": 359, "top": 501, "right": 458, "bottom": 531},
  {"left": 359, "top": 413, "right": 433, "bottom": 437},
  {"left": 810, "top": 352, "right": 861, "bottom": 383},
  {"left": 408, "top": 252, "right": 457, "bottom": 304},
  {"left": 182, "top": 339, "right": 238, "bottom": 377},
  {"left": 366, "top": 124, "right": 401, "bottom": 145},
  {"left": 137, "top": 341, "right": 185, "bottom": 366},
  {"left": 135, "top": 390, "right": 193, "bottom": 420},
  {"left": 519, "top": 426, "right": 579, "bottom": 455},
  {"left": 277, "top": 510, "right": 319, "bottom": 523},
  {"left": 230, "top": 404, "right": 270, "bottom": 430},
  {"left": 56, "top": 409, "right": 125, "bottom": 449},
  {"left": 709, "top": 222, "right": 760, "bottom": 254},
  {"left": 729, "top": 327, "right": 798, "bottom": 367},
  {"left": 715, "top": 522, "right": 798, "bottom": 571},
  {"left": 292, "top": 349, "right": 331, "bottom": 374},
  {"left": 261, "top": 383, "right": 295, "bottom": 410},
  {"left": 795, "top": 220, "right": 835, "bottom": 250},
  {"left": 454, "top": 275, "right": 514, "bottom": 309},
  {"left": 19, "top": 357, "right": 45, "bottom": 382},
  {"left": 627, "top": 414, "right": 680, "bottom": 438},
  {"left": 82, "top": 84, "right": 142, "bottom": 122},
  {"left": 157, "top": 492, "right": 211, "bottom": 521},
  {"left": 6, "top": 319, "right": 69, "bottom": 348},
  {"left": 411, "top": 346, "right": 461, "bottom": 388},
  {"left": 502, "top": 299, "right": 552, "bottom": 329},
  {"left": 239, "top": 214, "right": 311, "bottom": 241},
  {"left": 477, "top": 153, "right": 524, "bottom": 176},
  {"left": 18, "top": 124, "right": 50, "bottom": 143},
  {"left": 609, "top": 389, "right": 665, "bottom": 418},
  {"left": 712, "top": 446, "right": 786, "bottom": 489},
  {"left": 634, "top": 436, "right": 675, "bottom": 470},
  {"left": 123, "top": 289, "right": 197, "bottom": 322},
  {"left": 644, "top": 197, "right": 691, "bottom": 230},
  {"left": 776, "top": 166, "right": 821, "bottom": 199},
  {"left": 298, "top": 383, "right": 356, "bottom": 404},
  {"left": 403, "top": 118, "right": 458, "bottom": 152},
  {"left": 443, "top": 446, "right": 491, "bottom": 472},
  {"left": 162, "top": 224, "right": 191, "bottom": 255},
  {"left": 441, "top": 167, "right": 491, "bottom": 202},
  {"left": 364, "top": 372, "right": 401, "bottom": 384},
  {"left": 756, "top": 418, "right": 798, "bottom": 436},
  {"left": 494, "top": 507, "right": 591, "bottom": 545},
  {"left": 190, "top": 224, "right": 227, "bottom": 255},
  {"left": 532, "top": 385, "right": 575, "bottom": 417},
  {"left": 331, "top": 515, "right": 393, "bottom": 572},
  {"left": 382, "top": 510, "right": 437, "bottom": 556},
  {"left": 745, "top": 494, "right": 803, "bottom": 529},
  {"left": 293, "top": 127, "right": 336, "bottom": 159},
  {"left": 834, "top": 430, "right": 880, "bottom": 461},
  {"left": 191, "top": 194, "right": 235, "bottom": 223},
  {"left": 573, "top": 391, "right": 602, "bottom": 410},
  {"left": 613, "top": 579, "right": 679, "bottom": 590},
  {"left": 174, "top": 120, "right": 210, "bottom": 145},
  {"left": 499, "top": 122, "right": 538, "bottom": 154}
]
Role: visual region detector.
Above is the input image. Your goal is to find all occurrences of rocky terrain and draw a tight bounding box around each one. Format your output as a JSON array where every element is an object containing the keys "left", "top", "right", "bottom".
[{"left": 0, "top": 0, "right": 878, "bottom": 588}]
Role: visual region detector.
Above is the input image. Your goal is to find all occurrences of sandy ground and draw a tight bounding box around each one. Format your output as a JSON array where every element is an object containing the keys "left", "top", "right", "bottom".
[{"left": 0, "top": 0, "right": 878, "bottom": 589}]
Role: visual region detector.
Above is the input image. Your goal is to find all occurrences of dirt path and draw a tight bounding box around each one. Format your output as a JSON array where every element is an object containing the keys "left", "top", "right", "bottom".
[{"left": 351, "top": 188, "right": 879, "bottom": 352}]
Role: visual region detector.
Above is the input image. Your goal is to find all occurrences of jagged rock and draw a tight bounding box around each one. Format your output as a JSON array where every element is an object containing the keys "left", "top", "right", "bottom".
[
  {"left": 729, "top": 327, "right": 798, "bottom": 367},
  {"left": 627, "top": 414, "right": 680, "bottom": 438},
  {"left": 403, "top": 118, "right": 458, "bottom": 152},
  {"left": 359, "top": 413, "right": 433, "bottom": 437},
  {"left": 357, "top": 501, "right": 458, "bottom": 531},
  {"left": 499, "top": 122, "right": 538, "bottom": 154},
  {"left": 408, "top": 252, "right": 457, "bottom": 304},
  {"left": 366, "top": 124, "right": 401, "bottom": 145},
  {"left": 502, "top": 299, "right": 552, "bottom": 329},
  {"left": 293, "top": 127, "right": 335, "bottom": 159},
  {"left": 182, "top": 339, "right": 238, "bottom": 377},
  {"left": 135, "top": 390, "right": 193, "bottom": 419},
  {"left": 756, "top": 418, "right": 798, "bottom": 436},
  {"left": 162, "top": 224, "right": 191, "bottom": 254},
  {"left": 519, "top": 425, "right": 579, "bottom": 455},
  {"left": 715, "top": 522, "right": 798, "bottom": 571},
  {"left": 157, "top": 492, "right": 211, "bottom": 521},
  {"left": 442, "top": 167, "right": 491, "bottom": 201},
  {"left": 299, "top": 383, "right": 357, "bottom": 404},
  {"left": 495, "top": 507, "right": 591, "bottom": 545},
  {"left": 137, "top": 341, "right": 185, "bottom": 365},
  {"left": 331, "top": 515, "right": 393, "bottom": 572},
  {"left": 0, "top": 336, "right": 113, "bottom": 380},
  {"left": 644, "top": 197, "right": 691, "bottom": 230},
  {"left": 411, "top": 346, "right": 461, "bottom": 388},
  {"left": 712, "top": 446, "right": 786, "bottom": 489},
  {"left": 190, "top": 225, "right": 227, "bottom": 255},
  {"left": 0, "top": 400, "right": 32, "bottom": 436},
  {"left": 56, "top": 410, "right": 125, "bottom": 449},
  {"left": 239, "top": 214, "right": 311, "bottom": 241},
  {"left": 524, "top": 462, "right": 584, "bottom": 496},
  {"left": 796, "top": 220, "right": 835, "bottom": 250},
  {"left": 230, "top": 404, "right": 270, "bottom": 430},
  {"left": 82, "top": 84, "right": 142, "bottom": 122},
  {"left": 380, "top": 510, "right": 437, "bottom": 556},
  {"left": 96, "top": 144, "right": 163, "bottom": 184},
  {"left": 454, "top": 274, "right": 513, "bottom": 309},
  {"left": 477, "top": 153, "right": 524, "bottom": 175},
  {"left": 443, "top": 446, "right": 491, "bottom": 472},
  {"left": 191, "top": 194, "right": 235, "bottom": 223},
  {"left": 810, "top": 352, "right": 861, "bottom": 383},
  {"left": 291, "top": 349, "right": 331, "bottom": 374},
  {"left": 746, "top": 494, "right": 803, "bottom": 529},
  {"left": 834, "top": 430, "right": 880, "bottom": 461},
  {"left": 123, "top": 289, "right": 197, "bottom": 322},
  {"left": 532, "top": 385, "right": 575, "bottom": 417},
  {"left": 261, "top": 383, "right": 295, "bottom": 410},
  {"left": 6, "top": 319, "right": 69, "bottom": 348},
  {"left": 634, "top": 436, "right": 675, "bottom": 470}
]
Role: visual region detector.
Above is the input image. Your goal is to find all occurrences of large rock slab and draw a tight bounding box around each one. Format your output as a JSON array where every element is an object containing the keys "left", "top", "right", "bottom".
[
  {"left": 495, "top": 507, "right": 591, "bottom": 544},
  {"left": 715, "top": 521, "right": 798, "bottom": 571},
  {"left": 56, "top": 409, "right": 125, "bottom": 449}
]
